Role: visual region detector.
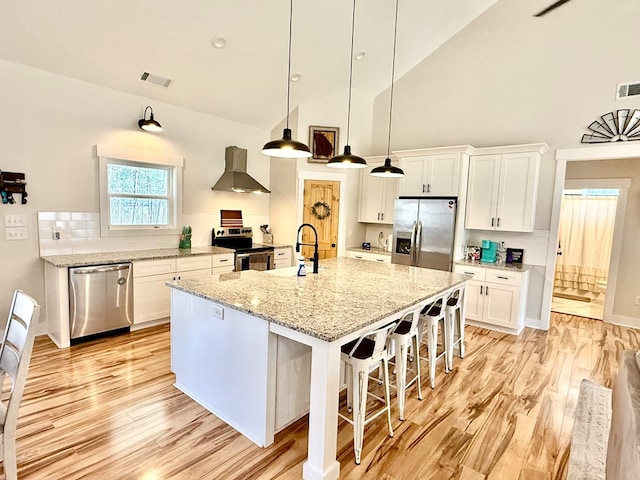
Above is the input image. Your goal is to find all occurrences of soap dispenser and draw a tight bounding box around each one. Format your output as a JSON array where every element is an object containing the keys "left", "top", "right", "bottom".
[{"left": 297, "top": 257, "right": 307, "bottom": 277}]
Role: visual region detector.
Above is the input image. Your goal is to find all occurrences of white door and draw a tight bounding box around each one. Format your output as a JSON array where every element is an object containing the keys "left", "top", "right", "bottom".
[
  {"left": 425, "top": 154, "right": 460, "bottom": 197},
  {"left": 133, "top": 273, "right": 175, "bottom": 323},
  {"left": 359, "top": 164, "right": 385, "bottom": 223},
  {"left": 465, "top": 154, "right": 501, "bottom": 230},
  {"left": 483, "top": 282, "right": 520, "bottom": 329},
  {"left": 398, "top": 157, "right": 426, "bottom": 196},
  {"left": 495, "top": 152, "right": 539, "bottom": 232},
  {"left": 464, "top": 281, "right": 485, "bottom": 321}
]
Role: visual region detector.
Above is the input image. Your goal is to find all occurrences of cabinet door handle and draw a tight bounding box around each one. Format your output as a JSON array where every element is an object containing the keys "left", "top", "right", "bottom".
[
  {"left": 463, "top": 271, "right": 475, "bottom": 275},
  {"left": 497, "top": 217, "right": 500, "bottom": 227},
  {"left": 376, "top": 259, "right": 384, "bottom": 262},
  {"left": 355, "top": 255, "right": 364, "bottom": 259},
  {"left": 381, "top": 213, "right": 384, "bottom": 220},
  {"left": 486, "top": 286, "right": 489, "bottom": 295},
  {"left": 422, "top": 184, "right": 426, "bottom": 193},
  {"left": 480, "top": 285, "right": 483, "bottom": 295},
  {"left": 427, "top": 184, "right": 431, "bottom": 193},
  {"left": 497, "top": 275, "right": 509, "bottom": 280},
  {"left": 491, "top": 217, "right": 495, "bottom": 227},
  {"left": 377, "top": 213, "right": 380, "bottom": 220},
  {"left": 220, "top": 258, "right": 229, "bottom": 262}
]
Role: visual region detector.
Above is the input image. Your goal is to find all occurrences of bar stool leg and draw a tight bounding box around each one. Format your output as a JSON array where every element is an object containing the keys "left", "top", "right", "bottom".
[
  {"left": 353, "top": 366, "right": 368, "bottom": 465},
  {"left": 427, "top": 317, "right": 438, "bottom": 389},
  {"left": 445, "top": 308, "right": 455, "bottom": 372},
  {"left": 382, "top": 356, "right": 394, "bottom": 437},
  {"left": 413, "top": 333, "right": 422, "bottom": 401},
  {"left": 458, "top": 305, "right": 466, "bottom": 358},
  {"left": 395, "top": 339, "right": 409, "bottom": 421}
]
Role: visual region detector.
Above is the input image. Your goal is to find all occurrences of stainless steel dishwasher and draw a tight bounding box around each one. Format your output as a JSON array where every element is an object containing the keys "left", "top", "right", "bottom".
[{"left": 69, "top": 263, "right": 133, "bottom": 340}]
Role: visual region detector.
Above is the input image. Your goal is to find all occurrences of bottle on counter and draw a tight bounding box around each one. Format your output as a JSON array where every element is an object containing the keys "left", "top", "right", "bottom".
[{"left": 297, "top": 257, "right": 307, "bottom": 277}]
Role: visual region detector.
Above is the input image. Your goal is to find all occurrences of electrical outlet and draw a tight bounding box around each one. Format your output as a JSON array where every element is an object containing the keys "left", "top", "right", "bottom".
[
  {"left": 53, "top": 230, "right": 61, "bottom": 240},
  {"left": 635, "top": 296, "right": 640, "bottom": 306},
  {"left": 5, "top": 227, "right": 27, "bottom": 240},
  {"left": 211, "top": 304, "right": 224, "bottom": 319},
  {"left": 4, "top": 214, "right": 27, "bottom": 227}
]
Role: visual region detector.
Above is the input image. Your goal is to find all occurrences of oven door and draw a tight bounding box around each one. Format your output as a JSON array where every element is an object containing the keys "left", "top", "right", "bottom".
[
  {"left": 236, "top": 253, "right": 251, "bottom": 271},
  {"left": 249, "top": 251, "right": 273, "bottom": 271}
]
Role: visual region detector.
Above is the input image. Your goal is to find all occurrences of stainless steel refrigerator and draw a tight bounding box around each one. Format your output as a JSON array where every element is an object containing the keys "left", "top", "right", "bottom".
[{"left": 392, "top": 197, "right": 457, "bottom": 271}]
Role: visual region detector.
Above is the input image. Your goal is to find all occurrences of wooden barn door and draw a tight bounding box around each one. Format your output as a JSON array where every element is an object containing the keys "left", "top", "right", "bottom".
[{"left": 302, "top": 180, "right": 340, "bottom": 260}]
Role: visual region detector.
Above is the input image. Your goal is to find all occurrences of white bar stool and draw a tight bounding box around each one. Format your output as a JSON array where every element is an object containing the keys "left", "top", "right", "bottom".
[
  {"left": 339, "top": 322, "right": 396, "bottom": 465},
  {"left": 418, "top": 293, "right": 450, "bottom": 389},
  {"left": 388, "top": 306, "right": 423, "bottom": 421},
  {"left": 445, "top": 285, "right": 466, "bottom": 370}
]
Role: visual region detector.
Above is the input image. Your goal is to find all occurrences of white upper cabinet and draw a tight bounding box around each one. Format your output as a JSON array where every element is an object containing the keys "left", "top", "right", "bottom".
[
  {"left": 465, "top": 144, "right": 547, "bottom": 232},
  {"left": 358, "top": 156, "right": 399, "bottom": 224},
  {"left": 397, "top": 153, "right": 461, "bottom": 197}
]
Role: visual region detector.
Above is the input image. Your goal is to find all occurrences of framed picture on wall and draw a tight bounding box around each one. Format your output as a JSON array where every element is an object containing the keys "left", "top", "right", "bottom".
[{"left": 308, "top": 126, "right": 339, "bottom": 162}]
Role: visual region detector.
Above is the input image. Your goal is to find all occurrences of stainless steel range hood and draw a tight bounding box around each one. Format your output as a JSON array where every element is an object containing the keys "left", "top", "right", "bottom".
[{"left": 211, "top": 146, "right": 270, "bottom": 194}]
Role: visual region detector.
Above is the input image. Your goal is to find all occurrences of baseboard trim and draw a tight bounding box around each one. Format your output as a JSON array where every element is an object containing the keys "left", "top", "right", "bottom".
[{"left": 606, "top": 314, "right": 640, "bottom": 330}]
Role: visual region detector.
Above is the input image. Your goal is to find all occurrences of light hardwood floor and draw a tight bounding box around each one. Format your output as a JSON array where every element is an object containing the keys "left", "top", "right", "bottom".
[{"left": 9, "top": 313, "right": 640, "bottom": 480}]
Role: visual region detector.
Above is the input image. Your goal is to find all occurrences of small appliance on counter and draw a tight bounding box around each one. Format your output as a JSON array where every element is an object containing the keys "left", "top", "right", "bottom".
[
  {"left": 480, "top": 240, "right": 498, "bottom": 263},
  {"left": 362, "top": 242, "right": 371, "bottom": 250},
  {"left": 506, "top": 248, "right": 524, "bottom": 264}
]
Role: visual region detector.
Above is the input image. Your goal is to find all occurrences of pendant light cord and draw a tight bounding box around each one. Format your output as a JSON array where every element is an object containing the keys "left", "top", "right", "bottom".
[
  {"left": 346, "top": 0, "right": 357, "bottom": 147},
  {"left": 285, "top": 0, "right": 293, "bottom": 130},
  {"left": 386, "top": 0, "right": 399, "bottom": 159}
]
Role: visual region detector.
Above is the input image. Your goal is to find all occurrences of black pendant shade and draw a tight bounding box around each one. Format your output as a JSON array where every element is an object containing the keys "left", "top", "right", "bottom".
[
  {"left": 138, "top": 106, "right": 162, "bottom": 132},
  {"left": 370, "top": 0, "right": 404, "bottom": 178},
  {"left": 262, "top": 128, "right": 311, "bottom": 158},
  {"left": 370, "top": 157, "right": 404, "bottom": 177},
  {"left": 327, "top": 0, "right": 366, "bottom": 169},
  {"left": 261, "top": 0, "right": 311, "bottom": 159},
  {"left": 327, "top": 145, "right": 367, "bottom": 169}
]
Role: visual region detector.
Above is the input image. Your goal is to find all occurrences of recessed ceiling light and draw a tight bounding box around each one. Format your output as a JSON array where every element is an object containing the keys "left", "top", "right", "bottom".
[
  {"left": 355, "top": 51, "right": 366, "bottom": 60},
  {"left": 290, "top": 73, "right": 301, "bottom": 82},
  {"left": 211, "top": 37, "right": 226, "bottom": 49}
]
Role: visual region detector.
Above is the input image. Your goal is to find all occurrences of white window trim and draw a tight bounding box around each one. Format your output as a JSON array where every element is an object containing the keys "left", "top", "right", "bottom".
[{"left": 96, "top": 144, "right": 184, "bottom": 237}]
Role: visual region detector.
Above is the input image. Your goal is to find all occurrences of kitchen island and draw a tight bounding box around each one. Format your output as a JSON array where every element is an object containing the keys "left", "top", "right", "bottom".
[{"left": 167, "top": 257, "right": 469, "bottom": 480}]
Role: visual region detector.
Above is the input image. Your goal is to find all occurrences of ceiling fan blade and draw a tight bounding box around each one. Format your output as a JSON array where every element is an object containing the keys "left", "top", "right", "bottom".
[{"left": 534, "top": 0, "right": 572, "bottom": 17}]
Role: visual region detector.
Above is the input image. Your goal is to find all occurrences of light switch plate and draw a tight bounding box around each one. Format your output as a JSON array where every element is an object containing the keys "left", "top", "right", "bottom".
[
  {"left": 5, "top": 227, "right": 27, "bottom": 240},
  {"left": 4, "top": 214, "right": 27, "bottom": 227},
  {"left": 211, "top": 304, "right": 224, "bottom": 320}
]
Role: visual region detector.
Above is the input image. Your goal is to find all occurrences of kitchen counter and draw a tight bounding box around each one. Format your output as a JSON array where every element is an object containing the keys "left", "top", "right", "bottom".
[
  {"left": 167, "top": 256, "right": 468, "bottom": 342},
  {"left": 454, "top": 258, "right": 531, "bottom": 272},
  {"left": 40, "top": 246, "right": 234, "bottom": 268},
  {"left": 167, "top": 256, "right": 469, "bottom": 479},
  {"left": 346, "top": 246, "right": 391, "bottom": 256}
]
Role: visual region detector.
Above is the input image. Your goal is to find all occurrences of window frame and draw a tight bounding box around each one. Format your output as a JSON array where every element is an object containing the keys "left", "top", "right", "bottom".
[{"left": 97, "top": 144, "right": 183, "bottom": 237}]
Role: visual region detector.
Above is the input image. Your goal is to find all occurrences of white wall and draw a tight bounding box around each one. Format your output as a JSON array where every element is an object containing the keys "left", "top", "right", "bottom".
[
  {"left": 0, "top": 59, "right": 270, "bottom": 328},
  {"left": 369, "top": 0, "right": 640, "bottom": 327}
]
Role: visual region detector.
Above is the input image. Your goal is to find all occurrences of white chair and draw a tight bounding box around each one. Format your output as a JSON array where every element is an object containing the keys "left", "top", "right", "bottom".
[
  {"left": 388, "top": 306, "right": 423, "bottom": 421},
  {"left": 0, "top": 290, "right": 40, "bottom": 480},
  {"left": 339, "top": 322, "right": 396, "bottom": 465},
  {"left": 418, "top": 293, "right": 450, "bottom": 389},
  {"left": 444, "top": 285, "right": 466, "bottom": 371}
]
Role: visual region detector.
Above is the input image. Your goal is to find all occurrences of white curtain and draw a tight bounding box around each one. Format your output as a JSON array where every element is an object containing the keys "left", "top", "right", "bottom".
[{"left": 554, "top": 195, "right": 617, "bottom": 293}]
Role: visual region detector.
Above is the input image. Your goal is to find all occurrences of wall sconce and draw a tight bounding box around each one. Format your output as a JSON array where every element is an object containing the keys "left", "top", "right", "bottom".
[{"left": 138, "top": 106, "right": 162, "bottom": 132}]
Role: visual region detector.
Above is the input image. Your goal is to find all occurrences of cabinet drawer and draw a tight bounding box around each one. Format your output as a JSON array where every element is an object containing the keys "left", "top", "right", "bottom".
[
  {"left": 453, "top": 264, "right": 486, "bottom": 281},
  {"left": 486, "top": 270, "right": 522, "bottom": 286},
  {"left": 176, "top": 255, "right": 212, "bottom": 272},
  {"left": 212, "top": 253, "right": 235, "bottom": 268},
  {"left": 133, "top": 258, "right": 176, "bottom": 277},
  {"left": 369, "top": 253, "right": 391, "bottom": 263}
]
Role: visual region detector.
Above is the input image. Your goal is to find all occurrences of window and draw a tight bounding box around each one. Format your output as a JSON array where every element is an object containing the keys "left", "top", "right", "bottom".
[{"left": 97, "top": 145, "right": 183, "bottom": 237}]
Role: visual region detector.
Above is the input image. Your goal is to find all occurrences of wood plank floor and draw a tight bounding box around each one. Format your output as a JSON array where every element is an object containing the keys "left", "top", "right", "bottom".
[{"left": 8, "top": 313, "right": 639, "bottom": 480}]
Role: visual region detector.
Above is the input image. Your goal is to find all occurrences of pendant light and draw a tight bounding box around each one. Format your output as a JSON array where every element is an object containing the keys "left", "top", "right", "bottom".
[
  {"left": 261, "top": 0, "right": 311, "bottom": 159},
  {"left": 327, "top": 0, "right": 367, "bottom": 169},
  {"left": 138, "top": 106, "right": 162, "bottom": 132},
  {"left": 370, "top": 0, "right": 404, "bottom": 178}
]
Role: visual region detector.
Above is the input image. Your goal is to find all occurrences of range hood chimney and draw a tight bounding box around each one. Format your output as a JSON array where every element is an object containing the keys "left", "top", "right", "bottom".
[{"left": 211, "top": 146, "right": 270, "bottom": 194}]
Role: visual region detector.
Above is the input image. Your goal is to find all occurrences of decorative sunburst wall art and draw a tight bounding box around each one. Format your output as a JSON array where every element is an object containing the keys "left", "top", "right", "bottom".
[{"left": 581, "top": 109, "right": 640, "bottom": 143}]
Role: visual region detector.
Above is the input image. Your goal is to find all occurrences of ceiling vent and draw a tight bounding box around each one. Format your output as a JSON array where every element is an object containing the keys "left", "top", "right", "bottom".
[
  {"left": 616, "top": 81, "right": 640, "bottom": 100},
  {"left": 139, "top": 71, "right": 173, "bottom": 88}
]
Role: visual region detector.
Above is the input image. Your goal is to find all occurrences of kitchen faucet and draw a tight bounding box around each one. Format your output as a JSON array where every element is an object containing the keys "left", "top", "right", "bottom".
[{"left": 295, "top": 223, "right": 319, "bottom": 274}]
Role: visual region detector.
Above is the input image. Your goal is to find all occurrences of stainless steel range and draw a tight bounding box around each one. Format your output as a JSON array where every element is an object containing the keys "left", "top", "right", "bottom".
[{"left": 211, "top": 226, "right": 274, "bottom": 271}]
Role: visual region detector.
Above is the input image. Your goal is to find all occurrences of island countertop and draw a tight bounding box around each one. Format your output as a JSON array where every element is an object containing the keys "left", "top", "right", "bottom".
[
  {"left": 40, "top": 245, "right": 234, "bottom": 268},
  {"left": 166, "top": 256, "right": 469, "bottom": 342}
]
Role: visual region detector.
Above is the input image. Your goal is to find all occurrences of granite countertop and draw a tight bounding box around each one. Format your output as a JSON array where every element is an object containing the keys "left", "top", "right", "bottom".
[
  {"left": 454, "top": 259, "right": 531, "bottom": 272},
  {"left": 346, "top": 246, "right": 392, "bottom": 256},
  {"left": 41, "top": 246, "right": 235, "bottom": 268},
  {"left": 167, "top": 257, "right": 469, "bottom": 342}
]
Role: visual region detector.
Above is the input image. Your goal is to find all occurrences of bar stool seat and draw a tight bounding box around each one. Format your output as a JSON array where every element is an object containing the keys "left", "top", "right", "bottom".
[
  {"left": 388, "top": 307, "right": 423, "bottom": 421},
  {"left": 445, "top": 286, "right": 466, "bottom": 370},
  {"left": 418, "top": 294, "right": 450, "bottom": 389},
  {"left": 339, "top": 322, "right": 396, "bottom": 465}
]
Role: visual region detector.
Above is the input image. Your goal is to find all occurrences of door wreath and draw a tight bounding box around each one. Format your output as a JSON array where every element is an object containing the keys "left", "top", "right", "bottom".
[{"left": 310, "top": 201, "right": 331, "bottom": 220}]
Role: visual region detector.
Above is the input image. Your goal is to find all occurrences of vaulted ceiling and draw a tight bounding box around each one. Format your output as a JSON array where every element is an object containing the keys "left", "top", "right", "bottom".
[{"left": 0, "top": 1, "right": 513, "bottom": 129}]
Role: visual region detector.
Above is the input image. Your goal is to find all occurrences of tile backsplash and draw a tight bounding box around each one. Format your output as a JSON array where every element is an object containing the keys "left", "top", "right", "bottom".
[{"left": 38, "top": 211, "right": 270, "bottom": 256}]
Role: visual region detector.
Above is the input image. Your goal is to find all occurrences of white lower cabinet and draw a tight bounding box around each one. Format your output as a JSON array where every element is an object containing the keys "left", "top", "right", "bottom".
[
  {"left": 346, "top": 250, "right": 391, "bottom": 263},
  {"left": 274, "top": 247, "right": 293, "bottom": 269},
  {"left": 453, "top": 264, "right": 529, "bottom": 335},
  {"left": 133, "top": 254, "right": 234, "bottom": 324}
]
